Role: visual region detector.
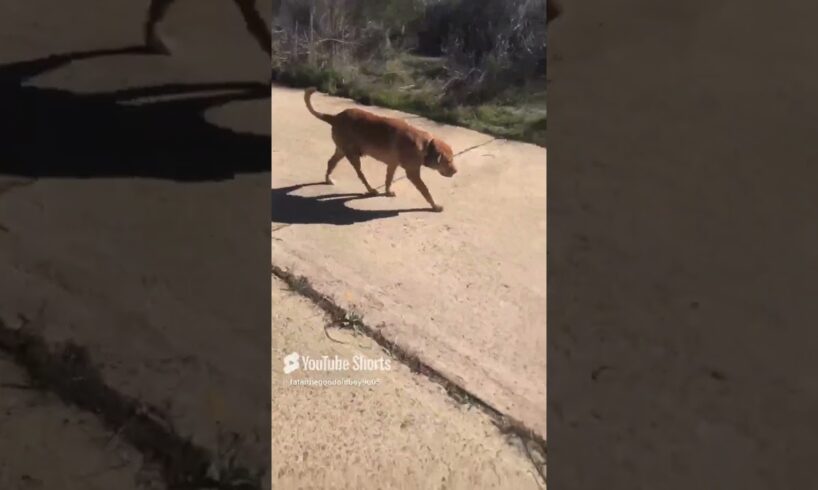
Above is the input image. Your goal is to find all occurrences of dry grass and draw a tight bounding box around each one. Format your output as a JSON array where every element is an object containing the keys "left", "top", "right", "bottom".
[{"left": 272, "top": 0, "right": 549, "bottom": 147}]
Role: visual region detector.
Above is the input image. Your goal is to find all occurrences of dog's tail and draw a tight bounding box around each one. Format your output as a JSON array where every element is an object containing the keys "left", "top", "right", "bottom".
[{"left": 304, "top": 88, "right": 334, "bottom": 124}]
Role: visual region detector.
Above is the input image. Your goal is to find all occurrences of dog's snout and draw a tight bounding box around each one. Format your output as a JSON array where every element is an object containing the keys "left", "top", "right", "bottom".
[{"left": 441, "top": 167, "right": 457, "bottom": 177}]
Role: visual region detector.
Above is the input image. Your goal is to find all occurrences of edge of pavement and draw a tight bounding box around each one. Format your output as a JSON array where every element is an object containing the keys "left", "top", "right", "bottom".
[{"left": 271, "top": 264, "right": 548, "bottom": 485}]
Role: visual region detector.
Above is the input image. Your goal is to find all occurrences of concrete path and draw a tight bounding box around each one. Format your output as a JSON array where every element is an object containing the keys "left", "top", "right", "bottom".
[
  {"left": 272, "top": 86, "right": 548, "bottom": 438},
  {"left": 0, "top": 354, "right": 164, "bottom": 489},
  {"left": 1, "top": 1, "right": 272, "bottom": 486},
  {"left": 273, "top": 275, "right": 544, "bottom": 489}
]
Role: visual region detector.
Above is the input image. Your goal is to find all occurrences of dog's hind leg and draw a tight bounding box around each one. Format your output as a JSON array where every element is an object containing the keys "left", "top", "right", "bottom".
[
  {"left": 325, "top": 147, "right": 344, "bottom": 185},
  {"left": 406, "top": 167, "right": 442, "bottom": 212},
  {"left": 347, "top": 155, "right": 378, "bottom": 195}
]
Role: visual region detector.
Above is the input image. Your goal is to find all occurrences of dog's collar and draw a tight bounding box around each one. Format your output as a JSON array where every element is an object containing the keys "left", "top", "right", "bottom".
[{"left": 422, "top": 139, "right": 436, "bottom": 168}]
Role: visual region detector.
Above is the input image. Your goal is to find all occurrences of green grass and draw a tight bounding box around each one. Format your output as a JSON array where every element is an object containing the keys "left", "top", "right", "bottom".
[{"left": 272, "top": 54, "right": 548, "bottom": 147}]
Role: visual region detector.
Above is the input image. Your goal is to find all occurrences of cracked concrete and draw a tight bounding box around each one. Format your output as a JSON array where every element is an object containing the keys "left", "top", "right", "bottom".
[
  {"left": 272, "top": 274, "right": 544, "bottom": 489},
  {"left": 272, "top": 85, "right": 548, "bottom": 440},
  {"left": 1, "top": 0, "right": 272, "bottom": 487}
]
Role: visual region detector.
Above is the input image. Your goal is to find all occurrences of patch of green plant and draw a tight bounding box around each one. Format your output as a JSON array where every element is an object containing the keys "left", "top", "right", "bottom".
[
  {"left": 275, "top": 64, "right": 346, "bottom": 93},
  {"left": 274, "top": 59, "right": 549, "bottom": 148}
]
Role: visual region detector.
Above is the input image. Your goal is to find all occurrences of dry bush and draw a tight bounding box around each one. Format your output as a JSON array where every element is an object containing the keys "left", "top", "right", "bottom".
[
  {"left": 428, "top": 0, "right": 548, "bottom": 104},
  {"left": 272, "top": 0, "right": 548, "bottom": 106},
  {"left": 273, "top": 0, "right": 426, "bottom": 74}
]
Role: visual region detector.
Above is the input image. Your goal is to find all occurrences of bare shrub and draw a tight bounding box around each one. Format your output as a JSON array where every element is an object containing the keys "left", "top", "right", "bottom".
[
  {"left": 431, "top": 0, "right": 547, "bottom": 104},
  {"left": 272, "top": 0, "right": 547, "bottom": 105}
]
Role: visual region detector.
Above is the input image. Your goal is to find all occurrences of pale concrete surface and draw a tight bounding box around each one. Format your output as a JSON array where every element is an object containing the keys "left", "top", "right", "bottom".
[
  {"left": 547, "top": 1, "right": 818, "bottom": 488},
  {"left": 271, "top": 86, "right": 547, "bottom": 438},
  {"left": 272, "top": 275, "right": 544, "bottom": 490},
  {"left": 0, "top": 354, "right": 164, "bottom": 489},
  {"left": 1, "top": 0, "right": 272, "bottom": 482}
]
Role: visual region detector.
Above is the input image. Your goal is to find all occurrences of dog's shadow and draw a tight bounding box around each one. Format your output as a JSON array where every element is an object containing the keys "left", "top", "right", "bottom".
[{"left": 271, "top": 182, "right": 432, "bottom": 225}]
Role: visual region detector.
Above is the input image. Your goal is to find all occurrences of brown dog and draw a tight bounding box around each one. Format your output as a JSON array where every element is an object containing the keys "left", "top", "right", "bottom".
[{"left": 304, "top": 88, "right": 457, "bottom": 212}]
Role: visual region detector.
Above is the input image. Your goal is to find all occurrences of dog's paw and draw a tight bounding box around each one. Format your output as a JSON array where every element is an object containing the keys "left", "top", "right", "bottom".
[
  {"left": 384, "top": 191, "right": 396, "bottom": 197},
  {"left": 366, "top": 188, "right": 379, "bottom": 196},
  {"left": 432, "top": 205, "right": 444, "bottom": 212},
  {"left": 325, "top": 177, "right": 335, "bottom": 185}
]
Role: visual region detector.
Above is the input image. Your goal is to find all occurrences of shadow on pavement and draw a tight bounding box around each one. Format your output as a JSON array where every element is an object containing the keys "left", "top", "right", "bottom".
[
  {"left": 271, "top": 182, "right": 433, "bottom": 225},
  {"left": 0, "top": 46, "right": 269, "bottom": 181}
]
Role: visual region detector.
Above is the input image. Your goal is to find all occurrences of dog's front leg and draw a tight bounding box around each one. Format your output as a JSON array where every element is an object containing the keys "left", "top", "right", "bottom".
[
  {"left": 384, "top": 164, "right": 399, "bottom": 197},
  {"left": 348, "top": 155, "right": 378, "bottom": 195},
  {"left": 406, "top": 168, "right": 442, "bottom": 212}
]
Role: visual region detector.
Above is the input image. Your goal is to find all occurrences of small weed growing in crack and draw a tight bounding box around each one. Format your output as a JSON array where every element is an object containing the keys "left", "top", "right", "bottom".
[
  {"left": 288, "top": 274, "right": 312, "bottom": 296},
  {"left": 340, "top": 309, "right": 364, "bottom": 329},
  {"left": 324, "top": 309, "right": 371, "bottom": 348}
]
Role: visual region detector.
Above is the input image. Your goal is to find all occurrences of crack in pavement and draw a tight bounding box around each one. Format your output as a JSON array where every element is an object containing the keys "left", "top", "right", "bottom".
[
  {"left": 271, "top": 263, "right": 547, "bottom": 486},
  {"left": 0, "top": 318, "right": 264, "bottom": 490}
]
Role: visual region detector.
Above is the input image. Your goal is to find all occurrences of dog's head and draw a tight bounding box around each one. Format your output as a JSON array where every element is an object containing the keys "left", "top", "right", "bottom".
[{"left": 424, "top": 138, "right": 457, "bottom": 177}]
